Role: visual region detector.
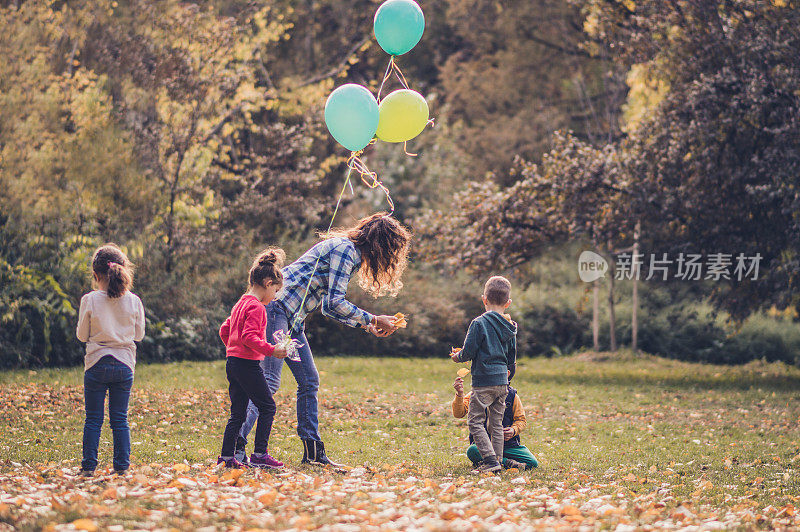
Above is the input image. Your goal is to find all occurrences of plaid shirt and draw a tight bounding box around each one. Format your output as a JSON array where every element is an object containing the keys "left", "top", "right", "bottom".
[{"left": 277, "top": 237, "right": 373, "bottom": 332}]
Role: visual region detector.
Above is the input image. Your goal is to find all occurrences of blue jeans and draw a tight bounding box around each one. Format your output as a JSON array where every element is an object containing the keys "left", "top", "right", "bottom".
[
  {"left": 237, "top": 301, "right": 320, "bottom": 458},
  {"left": 82, "top": 355, "right": 134, "bottom": 472}
]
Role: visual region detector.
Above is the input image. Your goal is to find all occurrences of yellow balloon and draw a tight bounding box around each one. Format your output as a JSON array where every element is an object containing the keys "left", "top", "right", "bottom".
[{"left": 376, "top": 89, "right": 429, "bottom": 143}]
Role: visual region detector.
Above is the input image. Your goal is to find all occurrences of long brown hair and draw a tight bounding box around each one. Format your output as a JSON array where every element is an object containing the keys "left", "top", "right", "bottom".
[
  {"left": 91, "top": 244, "right": 134, "bottom": 298},
  {"left": 249, "top": 247, "right": 285, "bottom": 287},
  {"left": 323, "top": 213, "right": 411, "bottom": 297}
]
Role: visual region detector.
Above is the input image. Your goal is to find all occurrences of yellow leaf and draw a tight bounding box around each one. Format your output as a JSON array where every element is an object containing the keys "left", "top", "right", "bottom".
[
  {"left": 259, "top": 490, "right": 278, "bottom": 505},
  {"left": 72, "top": 519, "right": 98, "bottom": 532},
  {"left": 559, "top": 505, "right": 581, "bottom": 517},
  {"left": 172, "top": 463, "right": 190, "bottom": 473},
  {"left": 457, "top": 368, "right": 470, "bottom": 378},
  {"left": 391, "top": 313, "right": 408, "bottom": 327}
]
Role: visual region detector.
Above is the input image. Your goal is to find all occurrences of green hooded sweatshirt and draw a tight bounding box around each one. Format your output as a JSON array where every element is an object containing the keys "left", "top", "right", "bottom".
[{"left": 456, "top": 311, "right": 517, "bottom": 387}]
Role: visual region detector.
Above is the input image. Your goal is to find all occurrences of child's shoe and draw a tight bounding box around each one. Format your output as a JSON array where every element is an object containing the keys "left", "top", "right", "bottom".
[
  {"left": 79, "top": 469, "right": 94, "bottom": 477},
  {"left": 471, "top": 458, "right": 502, "bottom": 475},
  {"left": 217, "top": 456, "right": 247, "bottom": 469},
  {"left": 234, "top": 438, "right": 248, "bottom": 465},
  {"left": 249, "top": 452, "right": 284, "bottom": 469},
  {"left": 503, "top": 459, "right": 527, "bottom": 470}
]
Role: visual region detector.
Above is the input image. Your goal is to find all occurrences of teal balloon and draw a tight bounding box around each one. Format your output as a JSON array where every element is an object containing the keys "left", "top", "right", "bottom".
[
  {"left": 324, "top": 84, "right": 379, "bottom": 152},
  {"left": 373, "top": 0, "right": 425, "bottom": 56}
]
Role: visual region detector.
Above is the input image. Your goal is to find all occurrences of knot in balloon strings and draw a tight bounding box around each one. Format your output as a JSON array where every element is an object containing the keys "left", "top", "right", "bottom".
[
  {"left": 347, "top": 152, "right": 395, "bottom": 215},
  {"left": 345, "top": 140, "right": 376, "bottom": 194},
  {"left": 377, "top": 56, "right": 411, "bottom": 102}
]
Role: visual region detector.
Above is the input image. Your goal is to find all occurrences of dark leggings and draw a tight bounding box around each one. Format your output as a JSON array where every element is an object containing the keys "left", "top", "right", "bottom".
[{"left": 221, "top": 356, "right": 276, "bottom": 457}]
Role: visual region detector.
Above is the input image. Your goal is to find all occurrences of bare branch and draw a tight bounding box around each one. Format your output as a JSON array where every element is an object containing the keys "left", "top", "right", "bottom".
[{"left": 294, "top": 37, "right": 369, "bottom": 89}]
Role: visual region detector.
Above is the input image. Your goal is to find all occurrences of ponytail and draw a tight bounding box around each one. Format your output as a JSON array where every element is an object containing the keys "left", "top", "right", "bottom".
[
  {"left": 92, "top": 244, "right": 134, "bottom": 298},
  {"left": 249, "top": 247, "right": 285, "bottom": 288}
]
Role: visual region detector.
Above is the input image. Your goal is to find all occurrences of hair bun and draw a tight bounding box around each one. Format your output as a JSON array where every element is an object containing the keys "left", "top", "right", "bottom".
[
  {"left": 258, "top": 247, "right": 286, "bottom": 266},
  {"left": 249, "top": 247, "right": 286, "bottom": 287}
]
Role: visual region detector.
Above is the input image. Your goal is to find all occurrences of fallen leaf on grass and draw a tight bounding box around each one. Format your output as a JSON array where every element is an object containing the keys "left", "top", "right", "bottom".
[
  {"left": 258, "top": 490, "right": 278, "bottom": 505},
  {"left": 71, "top": 519, "right": 98, "bottom": 532}
]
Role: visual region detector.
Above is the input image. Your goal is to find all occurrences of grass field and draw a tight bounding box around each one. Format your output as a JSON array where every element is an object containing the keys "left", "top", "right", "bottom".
[{"left": 0, "top": 353, "right": 798, "bottom": 530}]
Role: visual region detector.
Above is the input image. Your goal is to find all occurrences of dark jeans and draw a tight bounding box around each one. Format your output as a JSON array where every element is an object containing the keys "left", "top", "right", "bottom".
[
  {"left": 236, "top": 301, "right": 320, "bottom": 460},
  {"left": 82, "top": 355, "right": 134, "bottom": 472},
  {"left": 221, "top": 356, "right": 276, "bottom": 457}
]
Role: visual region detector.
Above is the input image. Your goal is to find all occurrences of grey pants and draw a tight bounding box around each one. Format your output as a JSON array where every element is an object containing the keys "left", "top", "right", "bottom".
[{"left": 467, "top": 385, "right": 508, "bottom": 463}]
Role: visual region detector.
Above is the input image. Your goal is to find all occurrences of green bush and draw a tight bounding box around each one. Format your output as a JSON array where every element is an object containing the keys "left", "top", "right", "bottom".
[{"left": 0, "top": 259, "right": 81, "bottom": 368}]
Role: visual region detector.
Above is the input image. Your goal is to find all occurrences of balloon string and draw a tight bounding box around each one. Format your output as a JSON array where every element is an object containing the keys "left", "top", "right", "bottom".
[
  {"left": 402, "top": 119, "right": 435, "bottom": 156},
  {"left": 347, "top": 152, "right": 394, "bottom": 215},
  {"left": 291, "top": 165, "right": 354, "bottom": 332},
  {"left": 393, "top": 61, "right": 410, "bottom": 89},
  {"left": 377, "top": 56, "right": 395, "bottom": 102},
  {"left": 377, "top": 56, "right": 411, "bottom": 102}
]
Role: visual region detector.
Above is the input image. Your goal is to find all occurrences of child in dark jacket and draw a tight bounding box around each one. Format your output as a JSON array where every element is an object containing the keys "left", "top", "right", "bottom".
[
  {"left": 451, "top": 371, "right": 539, "bottom": 470},
  {"left": 451, "top": 276, "right": 518, "bottom": 473}
]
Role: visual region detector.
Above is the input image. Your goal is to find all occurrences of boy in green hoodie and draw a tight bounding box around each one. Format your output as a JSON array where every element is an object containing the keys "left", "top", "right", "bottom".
[{"left": 451, "top": 276, "right": 517, "bottom": 474}]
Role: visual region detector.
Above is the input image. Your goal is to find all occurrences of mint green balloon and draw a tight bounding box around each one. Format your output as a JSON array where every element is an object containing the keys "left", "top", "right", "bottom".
[
  {"left": 374, "top": 0, "right": 425, "bottom": 56},
  {"left": 324, "top": 84, "right": 379, "bottom": 152}
]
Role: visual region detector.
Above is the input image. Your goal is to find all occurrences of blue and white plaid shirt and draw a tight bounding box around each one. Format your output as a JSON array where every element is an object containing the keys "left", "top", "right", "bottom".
[{"left": 277, "top": 237, "right": 373, "bottom": 332}]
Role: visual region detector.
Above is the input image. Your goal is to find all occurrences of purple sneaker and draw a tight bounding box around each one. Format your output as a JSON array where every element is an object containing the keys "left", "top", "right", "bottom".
[
  {"left": 217, "top": 456, "right": 246, "bottom": 469},
  {"left": 249, "top": 452, "right": 284, "bottom": 469}
]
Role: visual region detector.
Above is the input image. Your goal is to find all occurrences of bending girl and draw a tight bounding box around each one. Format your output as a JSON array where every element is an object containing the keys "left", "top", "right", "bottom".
[{"left": 236, "top": 213, "right": 411, "bottom": 467}]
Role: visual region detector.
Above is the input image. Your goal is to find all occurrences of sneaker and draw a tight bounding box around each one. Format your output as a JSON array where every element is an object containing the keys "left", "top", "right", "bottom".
[
  {"left": 503, "top": 459, "right": 526, "bottom": 470},
  {"left": 250, "top": 452, "right": 284, "bottom": 469},
  {"left": 216, "top": 456, "right": 246, "bottom": 469},
  {"left": 114, "top": 469, "right": 129, "bottom": 476},
  {"left": 471, "top": 459, "right": 502, "bottom": 475},
  {"left": 79, "top": 469, "right": 94, "bottom": 477}
]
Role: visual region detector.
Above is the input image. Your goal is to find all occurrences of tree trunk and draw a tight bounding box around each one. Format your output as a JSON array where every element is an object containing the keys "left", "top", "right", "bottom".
[
  {"left": 631, "top": 221, "right": 640, "bottom": 353},
  {"left": 606, "top": 240, "right": 617, "bottom": 352},
  {"left": 592, "top": 281, "right": 600, "bottom": 351}
]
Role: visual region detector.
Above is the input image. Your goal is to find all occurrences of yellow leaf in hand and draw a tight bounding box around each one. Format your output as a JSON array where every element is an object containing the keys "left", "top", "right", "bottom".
[
  {"left": 391, "top": 313, "right": 408, "bottom": 327},
  {"left": 457, "top": 368, "right": 470, "bottom": 378}
]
